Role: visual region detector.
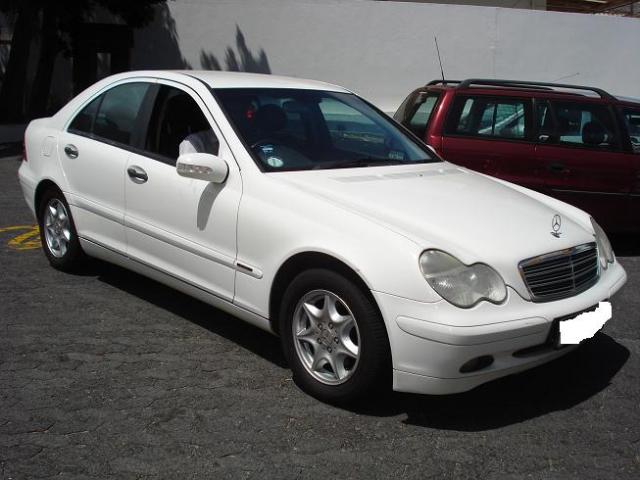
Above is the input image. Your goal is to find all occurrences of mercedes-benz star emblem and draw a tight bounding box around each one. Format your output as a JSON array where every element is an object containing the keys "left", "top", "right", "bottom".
[{"left": 551, "top": 214, "right": 562, "bottom": 238}]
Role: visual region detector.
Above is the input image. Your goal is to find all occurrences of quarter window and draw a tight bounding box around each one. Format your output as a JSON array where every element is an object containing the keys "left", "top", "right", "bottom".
[
  {"left": 448, "top": 96, "right": 527, "bottom": 140},
  {"left": 622, "top": 107, "right": 640, "bottom": 153},
  {"left": 68, "top": 96, "right": 102, "bottom": 135},
  {"left": 551, "top": 102, "right": 618, "bottom": 149}
]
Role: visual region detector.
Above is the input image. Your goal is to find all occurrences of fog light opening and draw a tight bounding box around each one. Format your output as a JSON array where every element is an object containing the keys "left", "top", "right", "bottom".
[{"left": 459, "top": 355, "right": 494, "bottom": 374}]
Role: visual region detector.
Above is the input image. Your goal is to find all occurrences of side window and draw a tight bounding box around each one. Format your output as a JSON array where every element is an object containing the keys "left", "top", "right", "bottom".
[
  {"left": 68, "top": 96, "right": 102, "bottom": 135},
  {"left": 93, "top": 83, "right": 150, "bottom": 146},
  {"left": 403, "top": 94, "right": 439, "bottom": 139},
  {"left": 551, "top": 101, "right": 618, "bottom": 149},
  {"left": 622, "top": 108, "right": 640, "bottom": 153},
  {"left": 447, "top": 96, "right": 528, "bottom": 140},
  {"left": 145, "top": 85, "right": 219, "bottom": 165}
]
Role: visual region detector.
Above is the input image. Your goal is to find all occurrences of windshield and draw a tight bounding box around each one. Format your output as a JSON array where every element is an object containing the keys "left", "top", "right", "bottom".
[{"left": 213, "top": 88, "right": 439, "bottom": 171}]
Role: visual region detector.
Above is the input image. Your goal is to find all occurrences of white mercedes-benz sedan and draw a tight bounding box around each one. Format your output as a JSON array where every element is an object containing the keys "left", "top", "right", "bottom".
[{"left": 18, "top": 71, "right": 627, "bottom": 403}]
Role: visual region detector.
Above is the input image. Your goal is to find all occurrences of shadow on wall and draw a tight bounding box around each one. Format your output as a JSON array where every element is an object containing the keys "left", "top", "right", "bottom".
[
  {"left": 199, "top": 26, "right": 271, "bottom": 74},
  {"left": 132, "top": 3, "right": 191, "bottom": 69},
  {"left": 133, "top": 4, "right": 271, "bottom": 75}
]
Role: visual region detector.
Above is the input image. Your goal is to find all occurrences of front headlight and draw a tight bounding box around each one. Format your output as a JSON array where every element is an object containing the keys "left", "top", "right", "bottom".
[
  {"left": 419, "top": 250, "right": 507, "bottom": 308},
  {"left": 590, "top": 218, "right": 614, "bottom": 269}
]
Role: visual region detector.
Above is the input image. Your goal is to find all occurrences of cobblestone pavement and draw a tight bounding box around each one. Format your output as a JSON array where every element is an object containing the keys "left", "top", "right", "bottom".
[{"left": 1, "top": 157, "right": 639, "bottom": 479}]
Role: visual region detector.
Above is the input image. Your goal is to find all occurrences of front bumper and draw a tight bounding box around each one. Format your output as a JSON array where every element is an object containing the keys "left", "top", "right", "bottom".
[{"left": 374, "top": 261, "right": 627, "bottom": 395}]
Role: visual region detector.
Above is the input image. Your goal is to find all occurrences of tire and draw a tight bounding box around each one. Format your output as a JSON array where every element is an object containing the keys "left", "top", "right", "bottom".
[
  {"left": 37, "top": 187, "right": 84, "bottom": 271},
  {"left": 279, "top": 268, "right": 391, "bottom": 404}
]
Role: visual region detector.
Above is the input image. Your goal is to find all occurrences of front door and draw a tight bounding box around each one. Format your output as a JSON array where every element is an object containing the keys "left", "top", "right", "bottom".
[{"left": 124, "top": 81, "right": 241, "bottom": 301}]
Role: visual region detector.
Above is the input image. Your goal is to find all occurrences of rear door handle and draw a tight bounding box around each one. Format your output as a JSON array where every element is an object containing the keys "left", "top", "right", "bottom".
[
  {"left": 127, "top": 166, "right": 148, "bottom": 184},
  {"left": 64, "top": 144, "right": 78, "bottom": 159}
]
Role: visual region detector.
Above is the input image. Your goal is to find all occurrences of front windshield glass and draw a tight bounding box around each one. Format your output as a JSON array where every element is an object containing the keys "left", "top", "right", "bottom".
[{"left": 213, "top": 88, "right": 439, "bottom": 171}]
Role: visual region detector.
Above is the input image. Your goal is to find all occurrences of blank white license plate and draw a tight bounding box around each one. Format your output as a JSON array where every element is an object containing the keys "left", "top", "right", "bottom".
[{"left": 559, "top": 301, "right": 611, "bottom": 345}]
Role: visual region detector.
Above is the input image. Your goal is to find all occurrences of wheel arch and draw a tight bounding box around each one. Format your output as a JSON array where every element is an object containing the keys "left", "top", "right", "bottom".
[
  {"left": 34, "top": 179, "right": 62, "bottom": 214},
  {"left": 269, "top": 251, "right": 380, "bottom": 335}
]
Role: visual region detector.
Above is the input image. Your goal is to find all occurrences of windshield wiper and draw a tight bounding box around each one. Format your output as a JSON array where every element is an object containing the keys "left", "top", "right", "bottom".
[{"left": 313, "top": 158, "right": 407, "bottom": 170}]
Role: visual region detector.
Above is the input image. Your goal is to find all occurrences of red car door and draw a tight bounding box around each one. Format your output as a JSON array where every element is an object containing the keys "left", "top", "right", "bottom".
[
  {"left": 534, "top": 99, "right": 634, "bottom": 233},
  {"left": 440, "top": 94, "right": 546, "bottom": 193}
]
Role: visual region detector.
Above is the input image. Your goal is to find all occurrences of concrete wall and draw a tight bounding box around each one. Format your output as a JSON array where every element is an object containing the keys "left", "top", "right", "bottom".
[
  {"left": 130, "top": 0, "right": 638, "bottom": 112},
  {"left": 386, "top": 1, "right": 546, "bottom": 10}
]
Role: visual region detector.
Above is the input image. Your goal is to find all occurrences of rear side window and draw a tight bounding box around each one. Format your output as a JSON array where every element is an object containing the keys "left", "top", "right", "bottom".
[
  {"left": 395, "top": 92, "right": 440, "bottom": 139},
  {"left": 551, "top": 101, "right": 618, "bottom": 149},
  {"left": 67, "top": 82, "right": 150, "bottom": 147},
  {"left": 622, "top": 107, "right": 640, "bottom": 153},
  {"left": 94, "top": 83, "right": 149, "bottom": 145},
  {"left": 447, "top": 96, "right": 528, "bottom": 140}
]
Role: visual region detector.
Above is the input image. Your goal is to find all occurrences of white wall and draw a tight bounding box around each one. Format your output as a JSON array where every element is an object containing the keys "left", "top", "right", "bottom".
[
  {"left": 390, "top": 1, "right": 546, "bottom": 10},
  {"left": 133, "top": 0, "right": 640, "bottom": 112}
]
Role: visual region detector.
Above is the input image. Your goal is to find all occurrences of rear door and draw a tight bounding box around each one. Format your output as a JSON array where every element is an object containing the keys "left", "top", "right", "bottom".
[
  {"left": 59, "top": 81, "right": 152, "bottom": 253},
  {"left": 534, "top": 99, "right": 633, "bottom": 232},
  {"left": 440, "top": 94, "right": 545, "bottom": 192}
]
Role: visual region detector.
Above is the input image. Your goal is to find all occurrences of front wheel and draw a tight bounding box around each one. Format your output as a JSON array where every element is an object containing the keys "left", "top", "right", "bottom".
[{"left": 279, "top": 269, "right": 391, "bottom": 404}]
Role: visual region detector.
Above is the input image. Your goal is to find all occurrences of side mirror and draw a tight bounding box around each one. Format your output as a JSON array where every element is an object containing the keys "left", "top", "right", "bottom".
[{"left": 176, "top": 153, "right": 229, "bottom": 183}]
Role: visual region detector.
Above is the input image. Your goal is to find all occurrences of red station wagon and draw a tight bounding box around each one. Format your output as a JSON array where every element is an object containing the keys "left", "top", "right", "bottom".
[{"left": 394, "top": 79, "right": 640, "bottom": 233}]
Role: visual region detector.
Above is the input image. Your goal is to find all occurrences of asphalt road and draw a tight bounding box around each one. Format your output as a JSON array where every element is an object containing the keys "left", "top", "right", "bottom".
[{"left": 1, "top": 157, "right": 639, "bottom": 479}]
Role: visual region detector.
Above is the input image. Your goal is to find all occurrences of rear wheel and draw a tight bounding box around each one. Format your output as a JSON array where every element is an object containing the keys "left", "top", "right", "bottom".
[
  {"left": 38, "top": 188, "right": 84, "bottom": 271},
  {"left": 280, "top": 269, "right": 391, "bottom": 404}
]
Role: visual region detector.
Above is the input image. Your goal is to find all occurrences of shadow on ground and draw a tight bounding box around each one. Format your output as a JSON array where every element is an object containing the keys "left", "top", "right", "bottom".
[
  {"left": 73, "top": 259, "right": 629, "bottom": 432},
  {"left": 80, "top": 259, "right": 287, "bottom": 369},
  {"left": 352, "top": 333, "right": 628, "bottom": 431}
]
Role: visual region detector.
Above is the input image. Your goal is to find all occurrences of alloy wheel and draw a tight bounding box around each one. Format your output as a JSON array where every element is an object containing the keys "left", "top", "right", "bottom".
[{"left": 292, "top": 289, "right": 361, "bottom": 385}]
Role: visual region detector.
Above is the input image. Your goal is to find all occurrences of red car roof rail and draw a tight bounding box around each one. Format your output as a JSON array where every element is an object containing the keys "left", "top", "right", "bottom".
[
  {"left": 425, "top": 79, "right": 555, "bottom": 92},
  {"left": 455, "top": 78, "right": 615, "bottom": 100},
  {"left": 426, "top": 79, "right": 462, "bottom": 86}
]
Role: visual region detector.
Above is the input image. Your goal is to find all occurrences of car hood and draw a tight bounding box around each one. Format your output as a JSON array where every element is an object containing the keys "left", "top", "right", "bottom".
[{"left": 274, "top": 162, "right": 595, "bottom": 298}]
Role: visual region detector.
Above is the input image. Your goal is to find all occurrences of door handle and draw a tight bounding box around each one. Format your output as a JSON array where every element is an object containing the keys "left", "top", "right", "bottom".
[
  {"left": 127, "top": 166, "right": 148, "bottom": 184},
  {"left": 547, "top": 162, "right": 566, "bottom": 173},
  {"left": 64, "top": 144, "right": 78, "bottom": 159}
]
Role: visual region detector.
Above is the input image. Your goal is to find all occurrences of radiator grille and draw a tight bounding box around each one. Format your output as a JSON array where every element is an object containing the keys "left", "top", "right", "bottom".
[{"left": 519, "top": 243, "right": 599, "bottom": 302}]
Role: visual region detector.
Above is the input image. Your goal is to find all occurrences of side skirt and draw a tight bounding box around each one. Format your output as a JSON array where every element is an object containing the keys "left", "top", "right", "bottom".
[{"left": 79, "top": 237, "right": 275, "bottom": 335}]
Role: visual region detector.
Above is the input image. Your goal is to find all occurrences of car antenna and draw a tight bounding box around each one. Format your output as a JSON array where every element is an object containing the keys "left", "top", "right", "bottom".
[{"left": 434, "top": 36, "right": 445, "bottom": 83}]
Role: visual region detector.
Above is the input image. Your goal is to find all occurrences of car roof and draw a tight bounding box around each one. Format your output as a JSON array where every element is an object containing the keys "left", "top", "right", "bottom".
[{"left": 172, "top": 70, "right": 349, "bottom": 92}]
